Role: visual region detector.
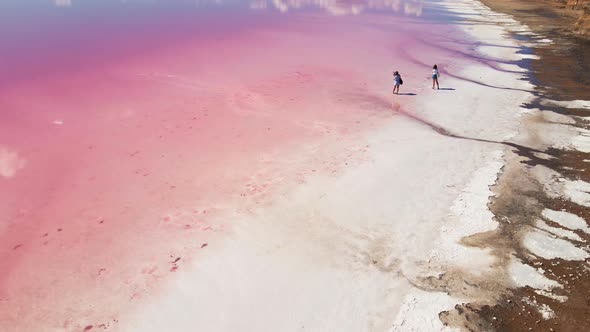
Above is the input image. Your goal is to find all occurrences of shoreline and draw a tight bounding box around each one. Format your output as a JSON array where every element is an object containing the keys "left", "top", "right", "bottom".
[
  {"left": 121, "top": 2, "right": 556, "bottom": 331},
  {"left": 112, "top": 1, "right": 545, "bottom": 330},
  {"left": 2, "top": 2, "right": 503, "bottom": 331},
  {"left": 438, "top": 0, "right": 590, "bottom": 330}
]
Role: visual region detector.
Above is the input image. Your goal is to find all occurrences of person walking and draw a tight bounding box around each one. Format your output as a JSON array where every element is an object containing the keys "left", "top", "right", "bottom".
[
  {"left": 393, "top": 71, "right": 402, "bottom": 95},
  {"left": 432, "top": 64, "right": 440, "bottom": 90}
]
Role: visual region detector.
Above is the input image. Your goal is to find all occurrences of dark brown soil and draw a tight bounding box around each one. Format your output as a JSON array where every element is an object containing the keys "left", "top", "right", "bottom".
[{"left": 479, "top": 0, "right": 590, "bottom": 39}]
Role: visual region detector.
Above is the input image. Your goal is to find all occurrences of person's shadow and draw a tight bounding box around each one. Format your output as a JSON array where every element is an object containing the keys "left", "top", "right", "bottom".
[
  {"left": 398, "top": 93, "right": 417, "bottom": 96},
  {"left": 438, "top": 88, "right": 455, "bottom": 91}
]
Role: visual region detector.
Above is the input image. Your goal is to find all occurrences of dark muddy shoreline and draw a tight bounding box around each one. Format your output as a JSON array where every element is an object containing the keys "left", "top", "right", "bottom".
[{"left": 438, "top": 0, "right": 590, "bottom": 331}]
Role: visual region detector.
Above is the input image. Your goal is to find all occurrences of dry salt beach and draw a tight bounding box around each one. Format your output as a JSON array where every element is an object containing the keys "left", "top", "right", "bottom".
[{"left": 1, "top": 0, "right": 589, "bottom": 331}]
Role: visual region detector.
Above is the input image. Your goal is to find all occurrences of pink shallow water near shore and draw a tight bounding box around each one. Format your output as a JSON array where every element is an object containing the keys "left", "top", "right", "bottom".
[{"left": 0, "top": 1, "right": 470, "bottom": 330}]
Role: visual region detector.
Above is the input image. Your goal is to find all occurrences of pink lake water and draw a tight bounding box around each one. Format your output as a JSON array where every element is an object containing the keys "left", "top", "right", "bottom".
[{"left": 0, "top": 0, "right": 474, "bottom": 330}]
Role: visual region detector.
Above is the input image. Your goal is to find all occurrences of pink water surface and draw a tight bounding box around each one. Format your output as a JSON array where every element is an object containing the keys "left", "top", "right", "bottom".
[{"left": 0, "top": 1, "right": 471, "bottom": 330}]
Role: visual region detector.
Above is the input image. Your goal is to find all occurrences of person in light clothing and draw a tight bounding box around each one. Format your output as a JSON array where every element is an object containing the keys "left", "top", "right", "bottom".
[
  {"left": 393, "top": 71, "right": 402, "bottom": 95},
  {"left": 432, "top": 64, "right": 440, "bottom": 90}
]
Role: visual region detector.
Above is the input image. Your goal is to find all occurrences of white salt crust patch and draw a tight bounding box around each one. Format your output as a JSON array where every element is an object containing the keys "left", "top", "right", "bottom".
[
  {"left": 522, "top": 229, "right": 589, "bottom": 260},
  {"left": 522, "top": 297, "right": 556, "bottom": 320},
  {"left": 509, "top": 258, "right": 561, "bottom": 290},
  {"left": 497, "top": 63, "right": 527, "bottom": 73},
  {"left": 532, "top": 152, "right": 555, "bottom": 160},
  {"left": 426, "top": 150, "right": 504, "bottom": 275},
  {"left": 564, "top": 180, "right": 590, "bottom": 207},
  {"left": 391, "top": 151, "right": 508, "bottom": 331},
  {"left": 391, "top": 290, "right": 460, "bottom": 332},
  {"left": 533, "top": 166, "right": 590, "bottom": 207},
  {"left": 532, "top": 166, "right": 564, "bottom": 198},
  {"left": 542, "top": 99, "right": 590, "bottom": 109},
  {"left": 538, "top": 304, "right": 556, "bottom": 320},
  {"left": 534, "top": 289, "right": 568, "bottom": 303},
  {"left": 541, "top": 110, "right": 577, "bottom": 124},
  {"left": 571, "top": 128, "right": 590, "bottom": 153},
  {"left": 0, "top": 146, "right": 26, "bottom": 178},
  {"left": 542, "top": 209, "right": 590, "bottom": 234},
  {"left": 535, "top": 219, "right": 584, "bottom": 242}
]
